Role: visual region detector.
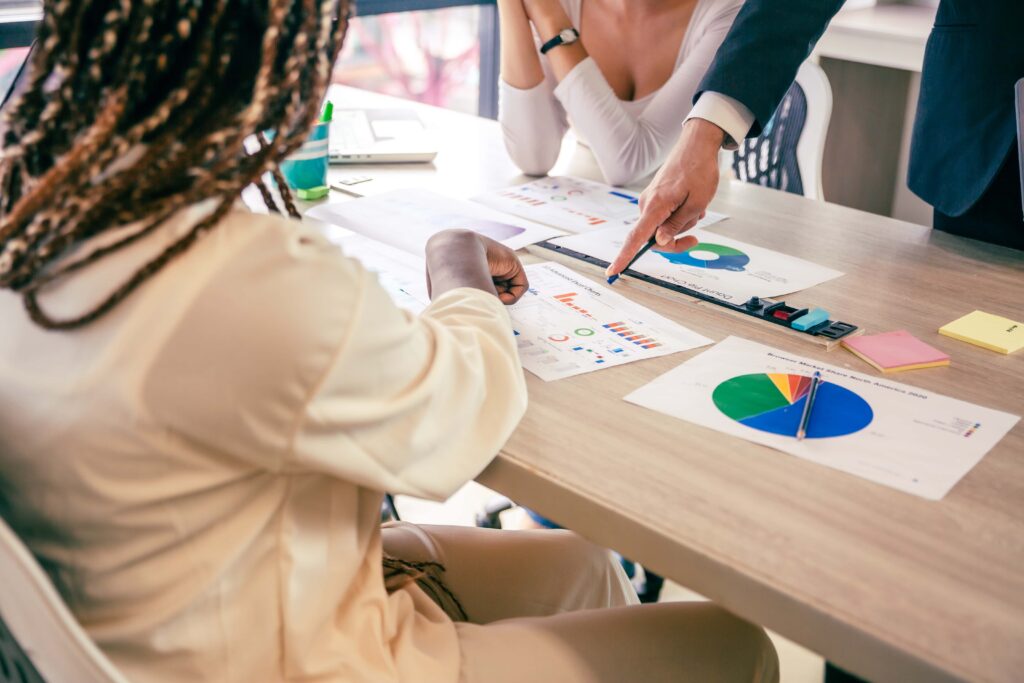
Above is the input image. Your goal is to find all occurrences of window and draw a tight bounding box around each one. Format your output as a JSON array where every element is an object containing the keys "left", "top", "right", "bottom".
[
  {"left": 0, "top": 0, "right": 502, "bottom": 116},
  {"left": 334, "top": 6, "right": 483, "bottom": 115},
  {"left": 339, "top": 1, "right": 499, "bottom": 118},
  {"left": 0, "top": 2, "right": 40, "bottom": 50}
]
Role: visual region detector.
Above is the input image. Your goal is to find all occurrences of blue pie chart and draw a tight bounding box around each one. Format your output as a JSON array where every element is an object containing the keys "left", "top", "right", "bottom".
[
  {"left": 658, "top": 242, "right": 750, "bottom": 271},
  {"left": 712, "top": 373, "right": 874, "bottom": 439}
]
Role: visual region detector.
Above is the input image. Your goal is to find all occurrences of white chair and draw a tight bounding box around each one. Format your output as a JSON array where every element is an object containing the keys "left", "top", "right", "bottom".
[
  {"left": 0, "top": 516, "right": 127, "bottom": 683},
  {"left": 732, "top": 60, "right": 833, "bottom": 201}
]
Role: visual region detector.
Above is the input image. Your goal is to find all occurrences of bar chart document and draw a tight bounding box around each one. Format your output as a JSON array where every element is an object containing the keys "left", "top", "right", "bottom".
[
  {"left": 551, "top": 227, "right": 843, "bottom": 303},
  {"left": 511, "top": 263, "right": 712, "bottom": 381},
  {"left": 625, "top": 336, "right": 1020, "bottom": 499},
  {"left": 474, "top": 176, "right": 727, "bottom": 234},
  {"left": 307, "top": 188, "right": 565, "bottom": 254}
]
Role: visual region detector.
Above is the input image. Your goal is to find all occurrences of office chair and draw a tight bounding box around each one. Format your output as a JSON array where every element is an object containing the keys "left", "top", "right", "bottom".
[
  {"left": 0, "top": 516, "right": 128, "bottom": 683},
  {"left": 733, "top": 60, "right": 833, "bottom": 200}
]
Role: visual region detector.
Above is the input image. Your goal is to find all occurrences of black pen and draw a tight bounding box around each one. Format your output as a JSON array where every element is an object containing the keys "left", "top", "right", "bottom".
[
  {"left": 796, "top": 371, "right": 822, "bottom": 441},
  {"left": 607, "top": 236, "right": 657, "bottom": 285}
]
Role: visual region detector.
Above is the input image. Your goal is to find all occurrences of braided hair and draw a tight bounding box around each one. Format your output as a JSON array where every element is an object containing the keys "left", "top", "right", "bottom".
[{"left": 0, "top": 0, "right": 351, "bottom": 330}]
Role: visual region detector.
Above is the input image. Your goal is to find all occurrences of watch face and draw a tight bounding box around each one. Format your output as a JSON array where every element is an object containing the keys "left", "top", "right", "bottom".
[{"left": 560, "top": 28, "right": 576, "bottom": 43}]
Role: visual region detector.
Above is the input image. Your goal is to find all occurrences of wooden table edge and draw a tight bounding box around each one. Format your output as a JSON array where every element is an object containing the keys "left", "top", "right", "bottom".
[{"left": 477, "top": 455, "right": 972, "bottom": 683}]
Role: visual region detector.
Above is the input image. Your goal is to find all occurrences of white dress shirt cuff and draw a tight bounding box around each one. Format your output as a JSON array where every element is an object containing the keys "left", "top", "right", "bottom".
[{"left": 685, "top": 92, "right": 756, "bottom": 151}]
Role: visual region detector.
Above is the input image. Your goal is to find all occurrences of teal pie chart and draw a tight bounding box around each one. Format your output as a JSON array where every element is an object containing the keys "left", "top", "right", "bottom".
[{"left": 658, "top": 242, "right": 750, "bottom": 271}]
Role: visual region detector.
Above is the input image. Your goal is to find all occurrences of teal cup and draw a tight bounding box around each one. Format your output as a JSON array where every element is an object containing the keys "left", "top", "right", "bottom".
[{"left": 279, "top": 121, "right": 330, "bottom": 200}]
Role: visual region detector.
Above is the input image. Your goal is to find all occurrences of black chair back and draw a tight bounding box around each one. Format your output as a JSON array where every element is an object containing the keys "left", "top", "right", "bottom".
[{"left": 732, "top": 80, "right": 808, "bottom": 196}]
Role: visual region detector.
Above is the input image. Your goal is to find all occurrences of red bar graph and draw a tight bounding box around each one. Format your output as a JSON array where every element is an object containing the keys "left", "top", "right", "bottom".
[
  {"left": 499, "top": 190, "right": 546, "bottom": 207},
  {"left": 603, "top": 322, "right": 662, "bottom": 349},
  {"left": 553, "top": 292, "right": 593, "bottom": 318}
]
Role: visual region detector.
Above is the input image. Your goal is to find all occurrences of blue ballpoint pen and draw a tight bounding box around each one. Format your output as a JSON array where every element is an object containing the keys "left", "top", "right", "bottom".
[
  {"left": 796, "top": 371, "right": 822, "bottom": 441},
  {"left": 607, "top": 236, "right": 656, "bottom": 285}
]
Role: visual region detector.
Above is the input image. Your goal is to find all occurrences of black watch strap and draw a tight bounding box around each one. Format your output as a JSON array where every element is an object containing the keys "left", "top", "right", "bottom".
[{"left": 540, "top": 28, "right": 580, "bottom": 55}]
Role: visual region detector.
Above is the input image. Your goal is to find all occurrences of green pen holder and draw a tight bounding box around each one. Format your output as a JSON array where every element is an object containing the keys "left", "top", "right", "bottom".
[{"left": 279, "top": 121, "right": 330, "bottom": 201}]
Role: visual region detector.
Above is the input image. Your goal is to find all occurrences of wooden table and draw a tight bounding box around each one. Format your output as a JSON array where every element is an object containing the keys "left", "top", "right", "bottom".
[{"left": 320, "top": 86, "right": 1024, "bottom": 683}]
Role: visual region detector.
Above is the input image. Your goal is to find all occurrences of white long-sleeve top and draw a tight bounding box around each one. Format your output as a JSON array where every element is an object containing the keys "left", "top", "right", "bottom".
[
  {"left": 0, "top": 204, "right": 527, "bottom": 683},
  {"left": 499, "top": 0, "right": 744, "bottom": 186}
]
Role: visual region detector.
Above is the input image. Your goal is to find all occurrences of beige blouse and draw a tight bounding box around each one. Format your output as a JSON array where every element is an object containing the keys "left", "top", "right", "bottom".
[{"left": 0, "top": 204, "right": 527, "bottom": 682}]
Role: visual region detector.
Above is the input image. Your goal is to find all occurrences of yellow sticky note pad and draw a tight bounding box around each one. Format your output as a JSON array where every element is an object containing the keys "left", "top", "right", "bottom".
[{"left": 939, "top": 311, "right": 1024, "bottom": 354}]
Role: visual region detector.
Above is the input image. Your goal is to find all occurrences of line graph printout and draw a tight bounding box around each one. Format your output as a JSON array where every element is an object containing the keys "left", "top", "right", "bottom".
[
  {"left": 551, "top": 226, "right": 844, "bottom": 303},
  {"left": 307, "top": 188, "right": 565, "bottom": 255},
  {"left": 473, "top": 176, "right": 728, "bottom": 234},
  {"left": 511, "top": 263, "right": 712, "bottom": 381},
  {"left": 625, "top": 336, "right": 1020, "bottom": 500}
]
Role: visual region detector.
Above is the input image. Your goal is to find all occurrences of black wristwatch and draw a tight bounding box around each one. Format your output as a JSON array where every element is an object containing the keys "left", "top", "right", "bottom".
[{"left": 540, "top": 27, "right": 580, "bottom": 55}]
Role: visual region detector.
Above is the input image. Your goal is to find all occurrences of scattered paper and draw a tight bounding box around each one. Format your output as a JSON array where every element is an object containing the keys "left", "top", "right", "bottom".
[
  {"left": 321, "top": 226, "right": 430, "bottom": 314},
  {"left": 474, "top": 176, "right": 727, "bottom": 234},
  {"left": 551, "top": 226, "right": 843, "bottom": 304},
  {"left": 306, "top": 189, "right": 565, "bottom": 255},
  {"left": 625, "top": 336, "right": 1020, "bottom": 500},
  {"left": 510, "top": 263, "right": 712, "bottom": 381}
]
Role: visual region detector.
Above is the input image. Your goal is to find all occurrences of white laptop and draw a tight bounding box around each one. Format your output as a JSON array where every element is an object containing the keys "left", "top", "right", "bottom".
[{"left": 329, "top": 108, "right": 438, "bottom": 164}]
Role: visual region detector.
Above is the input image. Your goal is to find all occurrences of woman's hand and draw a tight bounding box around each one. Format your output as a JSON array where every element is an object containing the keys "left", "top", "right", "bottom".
[
  {"left": 425, "top": 230, "right": 529, "bottom": 305},
  {"left": 480, "top": 234, "right": 530, "bottom": 304}
]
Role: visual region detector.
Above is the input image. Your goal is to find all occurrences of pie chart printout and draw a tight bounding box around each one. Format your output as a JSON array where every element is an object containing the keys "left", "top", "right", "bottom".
[
  {"left": 712, "top": 373, "right": 874, "bottom": 439},
  {"left": 658, "top": 242, "right": 751, "bottom": 271}
]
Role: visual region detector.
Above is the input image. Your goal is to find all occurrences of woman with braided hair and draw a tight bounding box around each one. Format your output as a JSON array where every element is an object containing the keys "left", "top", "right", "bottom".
[{"left": 0, "top": 1, "right": 777, "bottom": 681}]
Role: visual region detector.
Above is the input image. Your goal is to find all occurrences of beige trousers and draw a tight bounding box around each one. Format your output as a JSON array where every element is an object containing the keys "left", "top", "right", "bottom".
[{"left": 383, "top": 523, "right": 779, "bottom": 683}]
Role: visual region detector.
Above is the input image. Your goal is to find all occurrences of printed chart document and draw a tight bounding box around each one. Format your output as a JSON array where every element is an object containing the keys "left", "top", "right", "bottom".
[
  {"left": 511, "top": 263, "right": 712, "bottom": 381},
  {"left": 307, "top": 189, "right": 564, "bottom": 254},
  {"left": 474, "top": 176, "right": 727, "bottom": 234},
  {"left": 550, "top": 226, "right": 843, "bottom": 303},
  {"left": 625, "top": 336, "right": 1020, "bottom": 500},
  {"left": 321, "top": 226, "right": 430, "bottom": 314}
]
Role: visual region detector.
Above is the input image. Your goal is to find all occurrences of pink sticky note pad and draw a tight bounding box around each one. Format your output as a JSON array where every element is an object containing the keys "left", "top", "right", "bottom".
[{"left": 843, "top": 330, "right": 950, "bottom": 369}]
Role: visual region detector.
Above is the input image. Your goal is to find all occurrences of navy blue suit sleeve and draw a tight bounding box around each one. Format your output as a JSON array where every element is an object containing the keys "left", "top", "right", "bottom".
[{"left": 695, "top": 0, "right": 847, "bottom": 137}]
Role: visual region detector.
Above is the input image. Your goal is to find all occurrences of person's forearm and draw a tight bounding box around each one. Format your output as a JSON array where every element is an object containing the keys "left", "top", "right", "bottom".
[
  {"left": 425, "top": 231, "right": 499, "bottom": 300},
  {"left": 497, "top": 0, "right": 545, "bottom": 89},
  {"left": 526, "top": 2, "right": 587, "bottom": 82}
]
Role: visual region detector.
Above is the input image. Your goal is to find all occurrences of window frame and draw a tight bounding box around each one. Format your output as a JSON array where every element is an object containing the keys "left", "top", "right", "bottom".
[{"left": 0, "top": 1, "right": 501, "bottom": 118}]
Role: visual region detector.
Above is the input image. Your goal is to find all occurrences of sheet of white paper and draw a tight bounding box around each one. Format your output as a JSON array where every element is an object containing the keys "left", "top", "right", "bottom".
[
  {"left": 551, "top": 226, "right": 843, "bottom": 303},
  {"left": 625, "top": 336, "right": 1020, "bottom": 500},
  {"left": 306, "top": 189, "right": 565, "bottom": 255},
  {"left": 510, "top": 263, "right": 713, "bottom": 381},
  {"left": 473, "top": 176, "right": 727, "bottom": 234},
  {"left": 321, "top": 226, "right": 430, "bottom": 314}
]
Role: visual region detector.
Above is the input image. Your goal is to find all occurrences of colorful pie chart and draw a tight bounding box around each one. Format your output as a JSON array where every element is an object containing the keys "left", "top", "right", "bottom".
[
  {"left": 658, "top": 242, "right": 750, "bottom": 271},
  {"left": 712, "top": 373, "right": 873, "bottom": 439}
]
